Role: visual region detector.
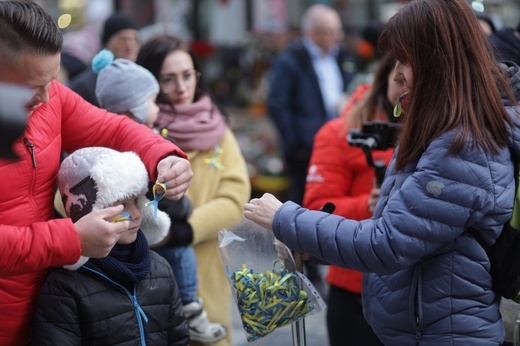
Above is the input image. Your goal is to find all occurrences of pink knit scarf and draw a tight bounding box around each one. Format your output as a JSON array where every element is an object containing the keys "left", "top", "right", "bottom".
[{"left": 156, "top": 95, "right": 227, "bottom": 151}]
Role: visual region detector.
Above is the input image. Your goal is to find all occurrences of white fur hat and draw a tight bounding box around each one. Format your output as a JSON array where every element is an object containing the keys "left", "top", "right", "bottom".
[{"left": 58, "top": 147, "right": 170, "bottom": 270}]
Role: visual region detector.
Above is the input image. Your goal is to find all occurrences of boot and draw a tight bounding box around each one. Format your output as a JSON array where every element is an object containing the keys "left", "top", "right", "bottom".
[{"left": 182, "top": 298, "right": 227, "bottom": 344}]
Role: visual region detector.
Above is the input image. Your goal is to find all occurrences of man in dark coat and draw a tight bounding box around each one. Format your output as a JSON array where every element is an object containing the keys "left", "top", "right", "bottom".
[
  {"left": 267, "top": 4, "right": 355, "bottom": 207},
  {"left": 68, "top": 12, "right": 140, "bottom": 106}
]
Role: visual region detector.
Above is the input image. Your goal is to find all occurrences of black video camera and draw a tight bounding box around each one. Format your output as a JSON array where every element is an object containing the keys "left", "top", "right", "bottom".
[
  {"left": 0, "top": 83, "right": 31, "bottom": 159},
  {"left": 347, "top": 121, "right": 400, "bottom": 186},
  {"left": 347, "top": 121, "right": 400, "bottom": 151}
]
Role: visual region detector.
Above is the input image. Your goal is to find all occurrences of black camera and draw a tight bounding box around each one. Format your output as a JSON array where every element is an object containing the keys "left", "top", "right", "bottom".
[
  {"left": 347, "top": 121, "right": 400, "bottom": 186},
  {"left": 0, "top": 83, "right": 31, "bottom": 159},
  {"left": 347, "top": 121, "right": 400, "bottom": 151}
]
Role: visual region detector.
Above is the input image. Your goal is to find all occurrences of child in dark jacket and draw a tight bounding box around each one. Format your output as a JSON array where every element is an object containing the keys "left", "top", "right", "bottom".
[
  {"left": 31, "top": 146, "right": 190, "bottom": 345},
  {"left": 91, "top": 49, "right": 226, "bottom": 344}
]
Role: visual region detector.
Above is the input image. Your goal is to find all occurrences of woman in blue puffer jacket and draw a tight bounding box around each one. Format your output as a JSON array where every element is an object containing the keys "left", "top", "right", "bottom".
[{"left": 244, "top": 0, "right": 520, "bottom": 345}]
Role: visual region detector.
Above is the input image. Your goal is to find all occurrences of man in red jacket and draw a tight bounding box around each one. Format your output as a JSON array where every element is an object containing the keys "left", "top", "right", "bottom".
[{"left": 0, "top": 1, "right": 193, "bottom": 345}]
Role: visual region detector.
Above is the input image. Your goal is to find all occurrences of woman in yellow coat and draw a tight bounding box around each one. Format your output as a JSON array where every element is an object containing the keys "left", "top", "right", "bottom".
[{"left": 137, "top": 35, "right": 251, "bottom": 346}]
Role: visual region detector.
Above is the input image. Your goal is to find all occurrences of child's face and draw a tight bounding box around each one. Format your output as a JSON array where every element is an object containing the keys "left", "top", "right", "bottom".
[
  {"left": 111, "top": 195, "right": 143, "bottom": 244},
  {"left": 144, "top": 94, "right": 159, "bottom": 128}
]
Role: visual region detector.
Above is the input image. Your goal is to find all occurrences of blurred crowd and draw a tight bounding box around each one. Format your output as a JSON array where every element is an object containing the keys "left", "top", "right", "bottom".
[{"left": 1, "top": 0, "right": 520, "bottom": 345}]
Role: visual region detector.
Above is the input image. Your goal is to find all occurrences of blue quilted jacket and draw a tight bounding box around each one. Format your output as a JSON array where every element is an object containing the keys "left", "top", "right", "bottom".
[{"left": 273, "top": 65, "right": 520, "bottom": 345}]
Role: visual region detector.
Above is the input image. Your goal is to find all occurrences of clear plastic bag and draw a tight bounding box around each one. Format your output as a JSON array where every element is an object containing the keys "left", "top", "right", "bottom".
[
  {"left": 500, "top": 298, "right": 520, "bottom": 345},
  {"left": 218, "top": 219, "right": 326, "bottom": 344}
]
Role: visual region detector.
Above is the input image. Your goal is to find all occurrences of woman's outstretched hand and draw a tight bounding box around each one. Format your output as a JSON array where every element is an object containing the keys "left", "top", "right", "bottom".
[{"left": 243, "top": 193, "right": 283, "bottom": 231}]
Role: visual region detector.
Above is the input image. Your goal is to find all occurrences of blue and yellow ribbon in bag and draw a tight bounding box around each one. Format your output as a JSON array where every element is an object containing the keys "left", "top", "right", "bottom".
[{"left": 228, "top": 262, "right": 315, "bottom": 342}]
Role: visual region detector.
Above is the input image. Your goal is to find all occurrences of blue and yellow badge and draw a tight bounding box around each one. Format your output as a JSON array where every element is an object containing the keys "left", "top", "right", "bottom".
[{"left": 204, "top": 145, "right": 224, "bottom": 170}]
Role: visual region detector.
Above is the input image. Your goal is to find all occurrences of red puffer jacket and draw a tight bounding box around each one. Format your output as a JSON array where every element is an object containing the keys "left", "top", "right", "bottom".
[
  {"left": 0, "top": 81, "right": 186, "bottom": 345},
  {"left": 303, "top": 85, "right": 393, "bottom": 294}
]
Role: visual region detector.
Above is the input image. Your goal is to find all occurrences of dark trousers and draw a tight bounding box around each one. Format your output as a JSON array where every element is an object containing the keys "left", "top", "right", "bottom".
[
  {"left": 327, "top": 284, "right": 384, "bottom": 346},
  {"left": 285, "top": 151, "right": 325, "bottom": 286},
  {"left": 285, "top": 150, "right": 311, "bottom": 205}
]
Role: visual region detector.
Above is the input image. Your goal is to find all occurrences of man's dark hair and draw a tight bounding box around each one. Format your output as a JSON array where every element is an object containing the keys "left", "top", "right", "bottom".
[{"left": 0, "top": 0, "right": 62, "bottom": 57}]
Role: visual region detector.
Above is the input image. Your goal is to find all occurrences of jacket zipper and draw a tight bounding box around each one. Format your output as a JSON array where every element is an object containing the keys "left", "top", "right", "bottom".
[
  {"left": 414, "top": 271, "right": 422, "bottom": 345},
  {"left": 24, "top": 138, "right": 37, "bottom": 168},
  {"left": 415, "top": 315, "right": 421, "bottom": 345},
  {"left": 23, "top": 137, "right": 41, "bottom": 219},
  {"left": 82, "top": 267, "right": 148, "bottom": 346}
]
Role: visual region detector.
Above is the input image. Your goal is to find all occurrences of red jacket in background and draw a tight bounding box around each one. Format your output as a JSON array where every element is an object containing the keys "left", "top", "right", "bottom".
[
  {"left": 0, "top": 81, "right": 186, "bottom": 345},
  {"left": 303, "top": 84, "right": 393, "bottom": 294}
]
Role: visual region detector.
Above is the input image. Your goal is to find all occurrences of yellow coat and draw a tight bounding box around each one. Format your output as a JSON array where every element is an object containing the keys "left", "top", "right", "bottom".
[{"left": 186, "top": 128, "right": 251, "bottom": 346}]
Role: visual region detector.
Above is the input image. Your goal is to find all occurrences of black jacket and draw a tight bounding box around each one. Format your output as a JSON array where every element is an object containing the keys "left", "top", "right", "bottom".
[
  {"left": 490, "top": 27, "right": 520, "bottom": 66},
  {"left": 267, "top": 39, "right": 355, "bottom": 157},
  {"left": 68, "top": 68, "right": 100, "bottom": 107},
  {"left": 31, "top": 252, "right": 189, "bottom": 346}
]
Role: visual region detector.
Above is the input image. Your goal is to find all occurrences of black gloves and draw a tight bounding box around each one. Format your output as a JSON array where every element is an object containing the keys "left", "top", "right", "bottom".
[{"left": 168, "top": 220, "right": 194, "bottom": 247}]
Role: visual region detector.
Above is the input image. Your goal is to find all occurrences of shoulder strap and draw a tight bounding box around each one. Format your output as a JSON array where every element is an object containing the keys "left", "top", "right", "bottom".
[
  {"left": 473, "top": 148, "right": 518, "bottom": 247},
  {"left": 508, "top": 149, "right": 520, "bottom": 229}
]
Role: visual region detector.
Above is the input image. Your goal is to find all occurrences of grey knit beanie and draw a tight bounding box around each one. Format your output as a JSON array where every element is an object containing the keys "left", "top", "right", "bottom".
[
  {"left": 58, "top": 146, "right": 170, "bottom": 270},
  {"left": 93, "top": 49, "right": 159, "bottom": 123}
]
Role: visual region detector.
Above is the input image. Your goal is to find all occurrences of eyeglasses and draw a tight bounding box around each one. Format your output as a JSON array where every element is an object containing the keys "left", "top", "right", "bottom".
[{"left": 159, "top": 69, "right": 201, "bottom": 93}]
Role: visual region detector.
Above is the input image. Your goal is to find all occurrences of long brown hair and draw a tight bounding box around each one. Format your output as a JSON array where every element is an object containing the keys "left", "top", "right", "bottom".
[
  {"left": 379, "top": 0, "right": 516, "bottom": 171},
  {"left": 344, "top": 54, "right": 397, "bottom": 132}
]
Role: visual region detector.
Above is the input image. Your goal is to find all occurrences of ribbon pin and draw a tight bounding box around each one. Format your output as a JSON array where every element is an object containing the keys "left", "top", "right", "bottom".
[
  {"left": 145, "top": 182, "right": 167, "bottom": 219},
  {"left": 204, "top": 145, "right": 224, "bottom": 171}
]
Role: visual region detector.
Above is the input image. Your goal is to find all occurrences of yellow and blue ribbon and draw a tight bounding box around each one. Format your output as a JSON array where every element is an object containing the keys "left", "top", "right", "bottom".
[
  {"left": 113, "top": 211, "right": 132, "bottom": 223},
  {"left": 204, "top": 145, "right": 224, "bottom": 171},
  {"left": 145, "top": 182, "right": 167, "bottom": 219}
]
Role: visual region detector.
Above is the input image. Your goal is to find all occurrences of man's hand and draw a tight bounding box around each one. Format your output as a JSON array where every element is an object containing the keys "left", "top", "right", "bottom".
[
  {"left": 74, "top": 205, "right": 128, "bottom": 258},
  {"left": 243, "top": 193, "right": 283, "bottom": 231},
  {"left": 156, "top": 156, "right": 193, "bottom": 201}
]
